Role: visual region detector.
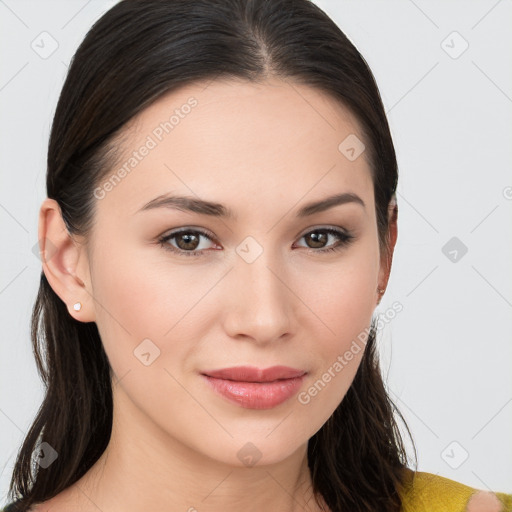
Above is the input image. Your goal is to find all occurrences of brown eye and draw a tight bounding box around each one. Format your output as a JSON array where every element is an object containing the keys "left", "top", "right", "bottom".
[
  {"left": 158, "top": 228, "right": 216, "bottom": 257},
  {"left": 296, "top": 228, "right": 354, "bottom": 253},
  {"left": 304, "top": 231, "right": 329, "bottom": 248},
  {"left": 174, "top": 232, "right": 201, "bottom": 250},
  {"left": 158, "top": 226, "right": 354, "bottom": 258}
]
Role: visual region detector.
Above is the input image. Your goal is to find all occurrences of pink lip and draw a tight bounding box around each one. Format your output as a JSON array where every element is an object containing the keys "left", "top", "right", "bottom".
[{"left": 201, "top": 365, "right": 307, "bottom": 409}]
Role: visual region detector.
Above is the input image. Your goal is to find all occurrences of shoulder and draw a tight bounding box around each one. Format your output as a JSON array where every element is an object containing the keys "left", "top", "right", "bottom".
[{"left": 399, "top": 468, "right": 512, "bottom": 512}]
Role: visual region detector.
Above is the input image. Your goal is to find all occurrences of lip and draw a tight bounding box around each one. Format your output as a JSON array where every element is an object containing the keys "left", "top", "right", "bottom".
[
  {"left": 203, "top": 365, "right": 306, "bottom": 382},
  {"left": 201, "top": 365, "right": 307, "bottom": 410}
]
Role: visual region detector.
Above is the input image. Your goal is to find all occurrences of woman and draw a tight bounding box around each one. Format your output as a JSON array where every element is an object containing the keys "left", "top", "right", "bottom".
[{"left": 3, "top": 0, "right": 511, "bottom": 511}]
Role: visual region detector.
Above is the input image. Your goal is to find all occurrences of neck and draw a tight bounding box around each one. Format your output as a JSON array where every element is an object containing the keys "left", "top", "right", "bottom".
[{"left": 70, "top": 383, "right": 326, "bottom": 512}]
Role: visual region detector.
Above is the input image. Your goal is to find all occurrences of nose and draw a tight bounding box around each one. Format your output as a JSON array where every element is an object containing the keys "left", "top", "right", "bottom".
[{"left": 222, "top": 250, "right": 294, "bottom": 346}]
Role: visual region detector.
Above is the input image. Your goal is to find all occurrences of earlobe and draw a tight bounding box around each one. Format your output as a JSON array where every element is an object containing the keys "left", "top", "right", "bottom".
[{"left": 37, "top": 198, "right": 95, "bottom": 322}]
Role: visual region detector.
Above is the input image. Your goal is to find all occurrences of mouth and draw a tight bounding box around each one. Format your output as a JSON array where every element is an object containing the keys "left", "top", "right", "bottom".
[{"left": 200, "top": 365, "right": 307, "bottom": 409}]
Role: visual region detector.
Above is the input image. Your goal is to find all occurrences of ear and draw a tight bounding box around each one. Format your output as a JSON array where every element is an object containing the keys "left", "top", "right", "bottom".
[
  {"left": 376, "top": 198, "right": 398, "bottom": 304},
  {"left": 37, "top": 198, "right": 95, "bottom": 323}
]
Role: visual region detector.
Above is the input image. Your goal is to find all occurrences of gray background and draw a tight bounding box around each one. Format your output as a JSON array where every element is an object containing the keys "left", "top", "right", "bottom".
[{"left": 1, "top": 0, "right": 511, "bottom": 505}]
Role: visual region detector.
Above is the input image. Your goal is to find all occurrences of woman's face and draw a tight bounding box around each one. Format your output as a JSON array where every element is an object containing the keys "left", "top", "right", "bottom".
[{"left": 73, "top": 77, "right": 390, "bottom": 467}]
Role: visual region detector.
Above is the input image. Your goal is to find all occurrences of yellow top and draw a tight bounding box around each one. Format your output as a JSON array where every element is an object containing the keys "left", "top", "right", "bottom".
[{"left": 400, "top": 469, "right": 512, "bottom": 511}]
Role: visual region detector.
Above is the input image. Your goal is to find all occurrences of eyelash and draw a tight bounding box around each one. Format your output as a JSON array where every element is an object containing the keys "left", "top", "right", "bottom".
[{"left": 157, "top": 227, "right": 354, "bottom": 258}]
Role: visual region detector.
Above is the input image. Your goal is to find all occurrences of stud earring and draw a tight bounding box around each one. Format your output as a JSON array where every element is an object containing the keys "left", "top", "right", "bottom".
[
  {"left": 73, "top": 302, "right": 82, "bottom": 311},
  {"left": 378, "top": 288, "right": 385, "bottom": 294}
]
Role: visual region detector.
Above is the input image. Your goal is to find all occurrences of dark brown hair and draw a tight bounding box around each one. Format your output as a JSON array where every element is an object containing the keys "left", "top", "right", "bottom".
[{"left": 6, "top": 1, "right": 416, "bottom": 510}]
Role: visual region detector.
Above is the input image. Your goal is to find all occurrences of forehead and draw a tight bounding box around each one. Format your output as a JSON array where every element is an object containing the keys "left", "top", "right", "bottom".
[{"left": 99, "top": 77, "right": 373, "bottom": 217}]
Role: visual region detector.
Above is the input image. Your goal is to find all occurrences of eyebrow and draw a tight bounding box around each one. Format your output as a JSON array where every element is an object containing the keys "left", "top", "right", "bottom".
[{"left": 137, "top": 192, "right": 365, "bottom": 219}]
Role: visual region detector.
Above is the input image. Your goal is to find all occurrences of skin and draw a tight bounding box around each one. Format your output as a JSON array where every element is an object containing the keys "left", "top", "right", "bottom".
[
  {"left": 36, "top": 77, "right": 397, "bottom": 512},
  {"left": 466, "top": 491, "right": 505, "bottom": 512}
]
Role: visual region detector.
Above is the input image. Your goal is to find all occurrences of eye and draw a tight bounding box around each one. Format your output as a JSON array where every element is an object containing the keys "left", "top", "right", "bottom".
[
  {"left": 157, "top": 226, "right": 354, "bottom": 257},
  {"left": 294, "top": 227, "right": 354, "bottom": 254},
  {"left": 158, "top": 228, "right": 218, "bottom": 257}
]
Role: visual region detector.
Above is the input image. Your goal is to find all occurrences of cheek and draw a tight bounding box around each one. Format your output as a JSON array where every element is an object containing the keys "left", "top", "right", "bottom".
[
  {"left": 291, "top": 245, "right": 378, "bottom": 420},
  {"left": 89, "top": 236, "right": 216, "bottom": 379},
  {"left": 293, "top": 296, "right": 372, "bottom": 437},
  {"left": 292, "top": 242, "right": 379, "bottom": 341}
]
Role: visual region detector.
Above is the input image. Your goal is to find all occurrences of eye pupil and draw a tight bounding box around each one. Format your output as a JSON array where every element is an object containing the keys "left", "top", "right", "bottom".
[
  {"left": 177, "top": 232, "right": 200, "bottom": 250},
  {"left": 306, "top": 231, "right": 328, "bottom": 248}
]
